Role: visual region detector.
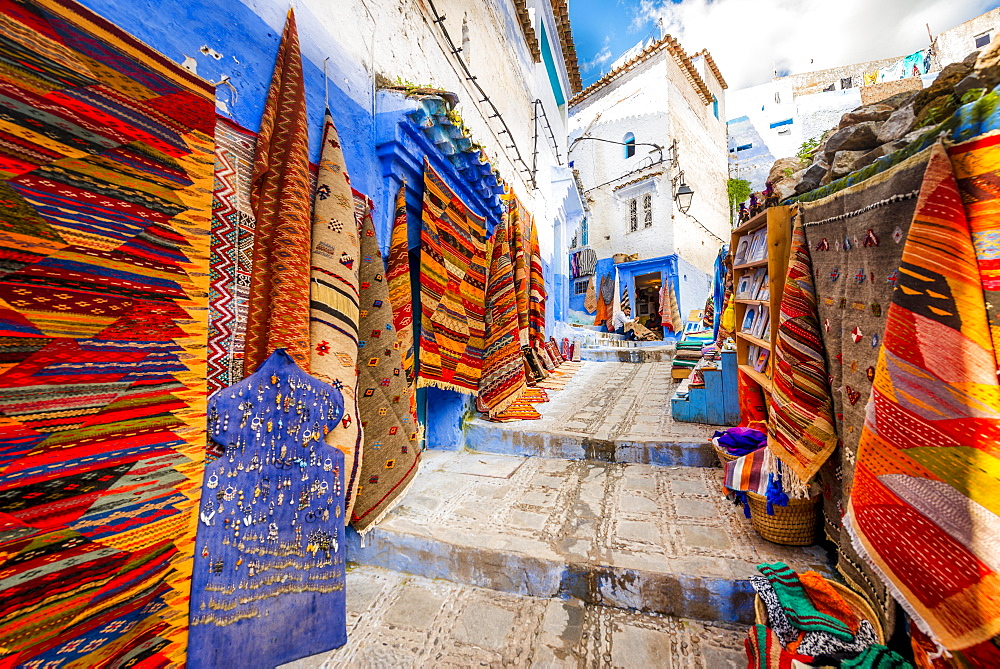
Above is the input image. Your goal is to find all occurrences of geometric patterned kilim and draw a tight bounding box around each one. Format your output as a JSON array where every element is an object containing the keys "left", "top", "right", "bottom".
[
  {"left": 206, "top": 118, "right": 257, "bottom": 396},
  {"left": 0, "top": 0, "right": 215, "bottom": 664}
]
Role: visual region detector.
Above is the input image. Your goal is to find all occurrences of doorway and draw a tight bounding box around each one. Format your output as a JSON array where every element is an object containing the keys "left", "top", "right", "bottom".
[{"left": 634, "top": 271, "right": 662, "bottom": 338}]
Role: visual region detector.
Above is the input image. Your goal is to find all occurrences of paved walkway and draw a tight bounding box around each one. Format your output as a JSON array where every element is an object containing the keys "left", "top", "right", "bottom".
[
  {"left": 470, "top": 361, "right": 718, "bottom": 444},
  {"left": 281, "top": 565, "right": 745, "bottom": 668}
]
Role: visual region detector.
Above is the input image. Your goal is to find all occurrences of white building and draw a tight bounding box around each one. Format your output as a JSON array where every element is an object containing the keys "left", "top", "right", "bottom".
[
  {"left": 565, "top": 35, "right": 730, "bottom": 327},
  {"left": 728, "top": 7, "right": 1000, "bottom": 190}
]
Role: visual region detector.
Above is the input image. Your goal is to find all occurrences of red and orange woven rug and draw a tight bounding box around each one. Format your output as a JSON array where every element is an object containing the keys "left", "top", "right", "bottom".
[{"left": 0, "top": 0, "right": 216, "bottom": 662}]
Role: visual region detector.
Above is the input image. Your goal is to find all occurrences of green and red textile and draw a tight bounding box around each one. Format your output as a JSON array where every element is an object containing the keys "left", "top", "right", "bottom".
[
  {"left": 387, "top": 182, "right": 415, "bottom": 385},
  {"left": 206, "top": 118, "right": 258, "bottom": 395},
  {"left": 845, "top": 143, "right": 1000, "bottom": 653},
  {"left": 0, "top": 0, "right": 216, "bottom": 662},
  {"left": 418, "top": 161, "right": 487, "bottom": 394},
  {"left": 477, "top": 216, "right": 528, "bottom": 416},
  {"left": 309, "top": 112, "right": 364, "bottom": 522},
  {"left": 351, "top": 193, "right": 420, "bottom": 535},
  {"left": 244, "top": 8, "right": 312, "bottom": 373},
  {"left": 745, "top": 625, "right": 815, "bottom": 669},
  {"left": 768, "top": 212, "right": 838, "bottom": 483}
]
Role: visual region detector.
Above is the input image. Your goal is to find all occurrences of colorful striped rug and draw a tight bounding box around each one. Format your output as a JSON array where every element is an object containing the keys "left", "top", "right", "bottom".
[
  {"left": 351, "top": 194, "right": 421, "bottom": 535},
  {"left": 477, "top": 215, "right": 528, "bottom": 417},
  {"left": 244, "top": 8, "right": 312, "bottom": 374},
  {"left": 206, "top": 118, "right": 258, "bottom": 395},
  {"left": 387, "top": 182, "right": 416, "bottom": 386},
  {"left": 528, "top": 218, "right": 547, "bottom": 346},
  {"left": 768, "top": 212, "right": 838, "bottom": 483},
  {"left": 0, "top": 0, "right": 216, "bottom": 662},
  {"left": 308, "top": 112, "right": 364, "bottom": 523},
  {"left": 846, "top": 143, "right": 1000, "bottom": 653},
  {"left": 418, "top": 161, "right": 487, "bottom": 394}
]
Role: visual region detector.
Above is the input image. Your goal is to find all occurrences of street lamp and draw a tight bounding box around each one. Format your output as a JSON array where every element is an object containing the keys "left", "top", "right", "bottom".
[{"left": 675, "top": 181, "right": 694, "bottom": 214}]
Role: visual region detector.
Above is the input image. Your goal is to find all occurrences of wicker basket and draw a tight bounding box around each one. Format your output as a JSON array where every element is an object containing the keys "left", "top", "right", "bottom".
[
  {"left": 713, "top": 441, "right": 740, "bottom": 469},
  {"left": 754, "top": 579, "right": 885, "bottom": 644},
  {"left": 747, "top": 491, "right": 819, "bottom": 546}
]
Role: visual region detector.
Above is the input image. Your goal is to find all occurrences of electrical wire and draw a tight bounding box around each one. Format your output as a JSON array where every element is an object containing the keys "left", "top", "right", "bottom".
[{"left": 425, "top": 0, "right": 537, "bottom": 189}]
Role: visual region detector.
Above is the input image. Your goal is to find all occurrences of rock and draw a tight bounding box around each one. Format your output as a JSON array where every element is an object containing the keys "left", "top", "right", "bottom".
[
  {"left": 873, "top": 90, "right": 919, "bottom": 110},
  {"left": 794, "top": 161, "right": 827, "bottom": 195},
  {"left": 828, "top": 150, "right": 868, "bottom": 180},
  {"left": 963, "top": 50, "right": 981, "bottom": 68},
  {"left": 767, "top": 157, "right": 805, "bottom": 185},
  {"left": 975, "top": 35, "right": 1000, "bottom": 88},
  {"left": 955, "top": 73, "right": 985, "bottom": 100},
  {"left": 773, "top": 170, "right": 803, "bottom": 201},
  {"left": 854, "top": 144, "right": 895, "bottom": 171},
  {"left": 838, "top": 103, "right": 894, "bottom": 128},
  {"left": 824, "top": 121, "right": 882, "bottom": 156},
  {"left": 912, "top": 61, "right": 972, "bottom": 113},
  {"left": 876, "top": 103, "right": 916, "bottom": 143},
  {"left": 913, "top": 93, "right": 958, "bottom": 130}
]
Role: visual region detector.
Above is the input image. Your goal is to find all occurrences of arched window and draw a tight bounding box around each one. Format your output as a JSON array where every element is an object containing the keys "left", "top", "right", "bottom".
[
  {"left": 623, "top": 132, "right": 636, "bottom": 159},
  {"left": 712, "top": 95, "right": 719, "bottom": 119}
]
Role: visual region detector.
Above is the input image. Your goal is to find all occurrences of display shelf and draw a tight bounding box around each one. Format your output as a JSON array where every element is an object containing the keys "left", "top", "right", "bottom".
[
  {"left": 737, "top": 332, "right": 771, "bottom": 349},
  {"left": 730, "top": 205, "right": 792, "bottom": 416}
]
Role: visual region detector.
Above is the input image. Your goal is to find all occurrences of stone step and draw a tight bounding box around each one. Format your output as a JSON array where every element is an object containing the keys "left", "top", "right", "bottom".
[
  {"left": 580, "top": 346, "right": 675, "bottom": 363},
  {"left": 346, "top": 450, "right": 833, "bottom": 625},
  {"left": 463, "top": 360, "right": 723, "bottom": 467},
  {"left": 279, "top": 563, "right": 746, "bottom": 668},
  {"left": 466, "top": 420, "right": 718, "bottom": 467}
]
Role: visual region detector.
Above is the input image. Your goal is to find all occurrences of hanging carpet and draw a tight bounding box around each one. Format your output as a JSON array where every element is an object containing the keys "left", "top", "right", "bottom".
[
  {"left": 660, "top": 278, "right": 682, "bottom": 334},
  {"left": 350, "top": 193, "right": 420, "bottom": 535},
  {"left": 188, "top": 350, "right": 347, "bottom": 668},
  {"left": 595, "top": 274, "right": 613, "bottom": 327},
  {"left": 418, "top": 161, "right": 487, "bottom": 394},
  {"left": 0, "top": 0, "right": 216, "bottom": 663},
  {"left": 506, "top": 194, "right": 531, "bottom": 344},
  {"left": 583, "top": 274, "right": 597, "bottom": 313},
  {"left": 307, "top": 112, "right": 364, "bottom": 523},
  {"left": 387, "top": 181, "right": 416, "bottom": 385},
  {"left": 244, "top": 8, "right": 312, "bottom": 374},
  {"left": 477, "top": 215, "right": 528, "bottom": 417},
  {"left": 207, "top": 118, "right": 258, "bottom": 395},
  {"left": 527, "top": 217, "right": 547, "bottom": 346},
  {"left": 768, "top": 211, "right": 838, "bottom": 484},
  {"left": 845, "top": 143, "right": 1000, "bottom": 653}
]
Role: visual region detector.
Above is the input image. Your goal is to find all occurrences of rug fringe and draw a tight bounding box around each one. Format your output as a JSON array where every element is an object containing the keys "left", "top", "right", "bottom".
[
  {"left": 417, "top": 378, "right": 477, "bottom": 395},
  {"left": 483, "top": 384, "right": 529, "bottom": 418}
]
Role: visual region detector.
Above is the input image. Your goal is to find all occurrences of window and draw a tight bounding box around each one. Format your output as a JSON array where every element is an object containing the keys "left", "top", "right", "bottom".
[
  {"left": 581, "top": 217, "right": 589, "bottom": 246},
  {"left": 736, "top": 143, "right": 753, "bottom": 151},
  {"left": 624, "top": 132, "right": 636, "bottom": 159},
  {"left": 574, "top": 279, "right": 588, "bottom": 295},
  {"left": 628, "top": 198, "right": 638, "bottom": 232},
  {"left": 643, "top": 193, "right": 652, "bottom": 228},
  {"left": 976, "top": 31, "right": 992, "bottom": 49},
  {"left": 769, "top": 118, "right": 793, "bottom": 129},
  {"left": 712, "top": 95, "right": 719, "bottom": 119},
  {"left": 841, "top": 77, "right": 853, "bottom": 89}
]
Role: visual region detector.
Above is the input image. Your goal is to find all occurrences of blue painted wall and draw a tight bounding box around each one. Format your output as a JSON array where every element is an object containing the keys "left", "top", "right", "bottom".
[{"left": 677, "top": 256, "right": 712, "bottom": 323}]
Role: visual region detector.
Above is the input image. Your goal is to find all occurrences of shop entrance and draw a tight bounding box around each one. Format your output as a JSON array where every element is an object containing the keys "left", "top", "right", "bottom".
[{"left": 634, "top": 271, "right": 663, "bottom": 338}]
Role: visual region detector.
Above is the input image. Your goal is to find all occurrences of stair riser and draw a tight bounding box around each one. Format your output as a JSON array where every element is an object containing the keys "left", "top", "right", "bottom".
[
  {"left": 347, "top": 528, "right": 755, "bottom": 623},
  {"left": 581, "top": 349, "right": 674, "bottom": 363},
  {"left": 465, "top": 424, "right": 717, "bottom": 468}
]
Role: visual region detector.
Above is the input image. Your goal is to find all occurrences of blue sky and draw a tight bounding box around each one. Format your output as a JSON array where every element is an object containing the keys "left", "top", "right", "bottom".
[{"left": 571, "top": 0, "right": 1000, "bottom": 90}]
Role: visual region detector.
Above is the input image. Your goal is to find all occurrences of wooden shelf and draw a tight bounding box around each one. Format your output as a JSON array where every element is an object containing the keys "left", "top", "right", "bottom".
[
  {"left": 737, "top": 332, "right": 771, "bottom": 349},
  {"left": 739, "top": 364, "right": 772, "bottom": 391},
  {"left": 733, "top": 258, "right": 769, "bottom": 270},
  {"left": 732, "top": 209, "right": 768, "bottom": 236},
  {"left": 735, "top": 298, "right": 765, "bottom": 305}
]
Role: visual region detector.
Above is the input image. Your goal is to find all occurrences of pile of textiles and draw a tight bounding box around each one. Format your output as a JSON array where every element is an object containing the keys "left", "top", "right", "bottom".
[
  {"left": 746, "top": 562, "right": 912, "bottom": 669},
  {"left": 672, "top": 336, "right": 709, "bottom": 372},
  {"left": 713, "top": 426, "right": 767, "bottom": 457}
]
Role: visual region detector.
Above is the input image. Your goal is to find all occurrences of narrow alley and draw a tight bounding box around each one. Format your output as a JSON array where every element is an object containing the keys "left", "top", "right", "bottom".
[{"left": 1, "top": 0, "right": 998, "bottom": 667}]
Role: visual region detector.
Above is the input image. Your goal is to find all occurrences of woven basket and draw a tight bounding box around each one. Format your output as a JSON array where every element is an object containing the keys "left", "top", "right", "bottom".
[
  {"left": 713, "top": 442, "right": 740, "bottom": 469},
  {"left": 754, "top": 579, "right": 885, "bottom": 645},
  {"left": 747, "top": 491, "right": 818, "bottom": 546}
]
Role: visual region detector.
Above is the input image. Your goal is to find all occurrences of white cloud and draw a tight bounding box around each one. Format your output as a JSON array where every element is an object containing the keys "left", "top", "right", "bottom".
[
  {"left": 582, "top": 36, "right": 614, "bottom": 72},
  {"left": 632, "top": 0, "right": 996, "bottom": 90}
]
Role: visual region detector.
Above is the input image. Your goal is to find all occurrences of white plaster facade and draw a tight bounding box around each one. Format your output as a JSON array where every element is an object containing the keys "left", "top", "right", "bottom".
[
  {"left": 727, "top": 7, "right": 1000, "bottom": 191},
  {"left": 248, "top": 0, "right": 581, "bottom": 330},
  {"left": 567, "top": 38, "right": 729, "bottom": 279}
]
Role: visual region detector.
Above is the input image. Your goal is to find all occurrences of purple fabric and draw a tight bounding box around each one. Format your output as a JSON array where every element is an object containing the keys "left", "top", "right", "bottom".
[{"left": 714, "top": 426, "right": 767, "bottom": 455}]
